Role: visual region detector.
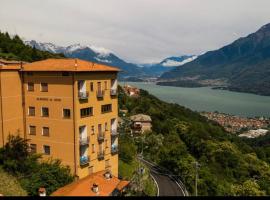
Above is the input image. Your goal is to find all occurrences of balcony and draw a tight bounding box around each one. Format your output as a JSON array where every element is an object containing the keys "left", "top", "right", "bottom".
[
  {"left": 78, "top": 91, "right": 89, "bottom": 100},
  {"left": 110, "top": 89, "right": 117, "bottom": 96},
  {"left": 97, "top": 132, "right": 105, "bottom": 142},
  {"left": 111, "top": 145, "right": 118, "bottom": 155},
  {"left": 79, "top": 136, "right": 89, "bottom": 146},
  {"left": 111, "top": 129, "right": 119, "bottom": 137},
  {"left": 96, "top": 90, "right": 104, "bottom": 98},
  {"left": 80, "top": 155, "right": 90, "bottom": 166},
  {"left": 97, "top": 151, "right": 105, "bottom": 160}
]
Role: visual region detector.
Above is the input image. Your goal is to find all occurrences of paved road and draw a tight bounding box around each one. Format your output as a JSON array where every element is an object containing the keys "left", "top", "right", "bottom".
[{"left": 139, "top": 157, "right": 186, "bottom": 196}]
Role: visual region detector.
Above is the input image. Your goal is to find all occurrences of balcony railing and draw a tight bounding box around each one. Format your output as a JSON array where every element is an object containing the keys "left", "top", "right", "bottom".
[
  {"left": 110, "top": 89, "right": 117, "bottom": 96},
  {"left": 111, "top": 129, "right": 118, "bottom": 136},
  {"left": 80, "top": 155, "right": 90, "bottom": 166},
  {"left": 78, "top": 91, "right": 89, "bottom": 100},
  {"left": 97, "top": 132, "right": 105, "bottom": 141},
  {"left": 79, "top": 136, "right": 90, "bottom": 146},
  {"left": 96, "top": 90, "right": 104, "bottom": 98},
  {"left": 111, "top": 145, "right": 118, "bottom": 155},
  {"left": 97, "top": 151, "right": 105, "bottom": 160}
]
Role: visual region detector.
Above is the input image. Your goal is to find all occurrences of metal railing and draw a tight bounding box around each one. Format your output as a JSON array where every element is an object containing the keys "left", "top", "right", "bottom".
[
  {"left": 111, "top": 129, "right": 118, "bottom": 136},
  {"left": 78, "top": 91, "right": 89, "bottom": 100},
  {"left": 111, "top": 145, "right": 118, "bottom": 154},
  {"left": 110, "top": 89, "right": 117, "bottom": 96},
  {"left": 97, "top": 151, "right": 105, "bottom": 160},
  {"left": 96, "top": 90, "right": 104, "bottom": 98},
  {"left": 80, "top": 155, "right": 90, "bottom": 166},
  {"left": 79, "top": 136, "right": 89, "bottom": 146},
  {"left": 97, "top": 132, "right": 105, "bottom": 141}
]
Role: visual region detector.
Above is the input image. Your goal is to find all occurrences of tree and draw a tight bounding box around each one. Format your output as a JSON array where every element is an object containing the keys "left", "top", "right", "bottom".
[{"left": 231, "top": 180, "right": 266, "bottom": 196}]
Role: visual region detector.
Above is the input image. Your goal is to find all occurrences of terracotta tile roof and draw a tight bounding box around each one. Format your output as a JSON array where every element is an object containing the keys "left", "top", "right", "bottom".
[
  {"left": 21, "top": 58, "right": 120, "bottom": 72},
  {"left": 130, "top": 114, "right": 152, "bottom": 122},
  {"left": 0, "top": 59, "right": 24, "bottom": 65},
  {"left": 0, "top": 64, "right": 21, "bottom": 70},
  {"left": 116, "top": 180, "right": 130, "bottom": 191},
  {"left": 51, "top": 171, "right": 129, "bottom": 196}
]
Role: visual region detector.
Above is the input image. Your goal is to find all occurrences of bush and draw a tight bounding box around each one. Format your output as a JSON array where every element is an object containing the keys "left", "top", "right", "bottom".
[{"left": 0, "top": 135, "right": 74, "bottom": 196}]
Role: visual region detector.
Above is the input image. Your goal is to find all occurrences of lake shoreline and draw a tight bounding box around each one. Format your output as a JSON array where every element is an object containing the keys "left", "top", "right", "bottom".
[{"left": 120, "top": 82, "right": 270, "bottom": 118}]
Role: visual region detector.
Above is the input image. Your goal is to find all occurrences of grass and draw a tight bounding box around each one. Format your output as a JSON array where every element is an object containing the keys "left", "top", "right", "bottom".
[
  {"left": 0, "top": 167, "right": 27, "bottom": 196},
  {"left": 119, "top": 159, "right": 139, "bottom": 179},
  {"left": 119, "top": 159, "right": 157, "bottom": 196}
]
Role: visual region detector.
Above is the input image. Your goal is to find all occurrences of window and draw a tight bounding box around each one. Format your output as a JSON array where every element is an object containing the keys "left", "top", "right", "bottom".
[
  {"left": 105, "top": 159, "right": 110, "bottom": 168},
  {"left": 63, "top": 109, "right": 71, "bottom": 118},
  {"left": 90, "top": 82, "right": 94, "bottom": 92},
  {"left": 105, "top": 139, "right": 108, "bottom": 148},
  {"left": 91, "top": 126, "right": 95, "bottom": 135},
  {"left": 41, "top": 107, "right": 49, "bottom": 117},
  {"left": 42, "top": 127, "right": 49, "bottom": 136},
  {"left": 98, "top": 124, "right": 102, "bottom": 134},
  {"left": 104, "top": 81, "right": 107, "bottom": 90},
  {"left": 43, "top": 145, "right": 50, "bottom": 155},
  {"left": 28, "top": 107, "right": 35, "bottom": 116},
  {"left": 92, "top": 144, "right": 95, "bottom": 153},
  {"left": 27, "top": 82, "right": 34, "bottom": 91},
  {"left": 105, "top": 122, "right": 108, "bottom": 131},
  {"left": 62, "top": 72, "right": 69, "bottom": 76},
  {"left": 40, "top": 83, "right": 48, "bottom": 92},
  {"left": 29, "top": 125, "right": 36, "bottom": 135},
  {"left": 101, "top": 104, "right": 112, "bottom": 113},
  {"left": 80, "top": 107, "right": 93, "bottom": 118},
  {"left": 97, "top": 82, "right": 101, "bottom": 91},
  {"left": 30, "top": 144, "right": 37, "bottom": 153}
]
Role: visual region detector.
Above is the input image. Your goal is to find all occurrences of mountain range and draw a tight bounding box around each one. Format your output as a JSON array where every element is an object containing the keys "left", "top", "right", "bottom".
[
  {"left": 159, "top": 23, "right": 270, "bottom": 96},
  {"left": 25, "top": 40, "right": 195, "bottom": 80}
]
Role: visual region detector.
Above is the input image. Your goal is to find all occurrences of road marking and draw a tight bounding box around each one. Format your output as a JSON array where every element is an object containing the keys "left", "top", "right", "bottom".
[
  {"left": 170, "top": 175, "right": 187, "bottom": 196},
  {"left": 150, "top": 174, "right": 159, "bottom": 196},
  {"left": 139, "top": 157, "right": 188, "bottom": 196}
]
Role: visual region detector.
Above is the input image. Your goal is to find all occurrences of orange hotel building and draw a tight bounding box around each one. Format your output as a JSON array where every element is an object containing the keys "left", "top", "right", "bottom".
[{"left": 0, "top": 58, "right": 120, "bottom": 179}]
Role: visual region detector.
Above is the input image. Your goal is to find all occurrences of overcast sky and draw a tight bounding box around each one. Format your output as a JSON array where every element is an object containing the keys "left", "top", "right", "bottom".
[{"left": 0, "top": 0, "right": 270, "bottom": 63}]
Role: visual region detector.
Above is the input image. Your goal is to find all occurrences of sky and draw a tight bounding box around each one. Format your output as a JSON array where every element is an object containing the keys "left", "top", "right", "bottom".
[{"left": 0, "top": 0, "right": 270, "bottom": 63}]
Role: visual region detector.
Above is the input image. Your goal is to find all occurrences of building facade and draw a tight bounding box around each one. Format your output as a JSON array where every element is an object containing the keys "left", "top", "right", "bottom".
[
  {"left": 130, "top": 114, "right": 152, "bottom": 135},
  {"left": 0, "top": 58, "right": 119, "bottom": 179}
]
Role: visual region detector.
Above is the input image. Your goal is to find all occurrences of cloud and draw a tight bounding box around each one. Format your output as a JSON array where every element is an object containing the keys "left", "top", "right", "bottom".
[{"left": 0, "top": 0, "right": 270, "bottom": 63}]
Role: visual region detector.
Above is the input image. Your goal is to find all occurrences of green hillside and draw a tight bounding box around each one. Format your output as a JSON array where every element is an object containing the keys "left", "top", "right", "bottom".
[
  {"left": 159, "top": 23, "right": 270, "bottom": 96},
  {"left": 0, "top": 31, "right": 65, "bottom": 62},
  {"left": 0, "top": 167, "right": 27, "bottom": 196},
  {"left": 118, "top": 86, "right": 270, "bottom": 196}
]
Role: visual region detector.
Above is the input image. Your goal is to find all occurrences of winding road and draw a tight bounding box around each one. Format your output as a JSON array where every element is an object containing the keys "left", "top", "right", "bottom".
[{"left": 138, "top": 157, "right": 188, "bottom": 196}]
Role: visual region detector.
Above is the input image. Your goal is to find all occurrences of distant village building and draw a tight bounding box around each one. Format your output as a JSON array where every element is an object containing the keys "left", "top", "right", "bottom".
[
  {"left": 123, "top": 85, "right": 140, "bottom": 97},
  {"left": 130, "top": 114, "right": 152, "bottom": 134},
  {"left": 239, "top": 129, "right": 269, "bottom": 138}
]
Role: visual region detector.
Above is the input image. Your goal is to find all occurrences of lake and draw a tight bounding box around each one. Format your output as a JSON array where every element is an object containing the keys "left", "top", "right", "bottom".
[{"left": 121, "top": 82, "right": 270, "bottom": 118}]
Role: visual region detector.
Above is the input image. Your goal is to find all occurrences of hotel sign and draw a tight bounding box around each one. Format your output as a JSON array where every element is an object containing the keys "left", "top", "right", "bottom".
[{"left": 36, "top": 97, "right": 61, "bottom": 102}]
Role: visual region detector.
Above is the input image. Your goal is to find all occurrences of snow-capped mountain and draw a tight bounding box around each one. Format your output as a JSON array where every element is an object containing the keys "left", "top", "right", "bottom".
[
  {"left": 140, "top": 55, "right": 197, "bottom": 77},
  {"left": 25, "top": 40, "right": 145, "bottom": 79},
  {"left": 160, "top": 55, "right": 198, "bottom": 67},
  {"left": 25, "top": 40, "right": 196, "bottom": 80}
]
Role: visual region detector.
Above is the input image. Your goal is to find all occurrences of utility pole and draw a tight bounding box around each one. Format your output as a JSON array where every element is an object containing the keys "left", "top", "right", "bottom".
[{"left": 194, "top": 161, "right": 200, "bottom": 196}]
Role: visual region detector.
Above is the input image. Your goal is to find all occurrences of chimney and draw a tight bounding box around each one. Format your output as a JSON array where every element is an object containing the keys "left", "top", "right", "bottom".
[
  {"left": 92, "top": 183, "right": 99, "bottom": 194},
  {"left": 104, "top": 171, "right": 112, "bottom": 180},
  {"left": 38, "top": 187, "right": 46, "bottom": 196}
]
